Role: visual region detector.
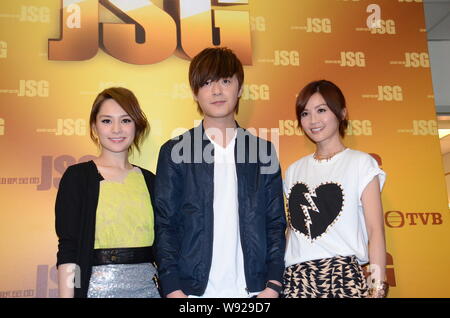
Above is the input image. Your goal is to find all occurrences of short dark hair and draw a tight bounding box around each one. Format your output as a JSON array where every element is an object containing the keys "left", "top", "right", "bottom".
[
  {"left": 295, "top": 80, "right": 348, "bottom": 137},
  {"left": 89, "top": 87, "right": 149, "bottom": 154},
  {"left": 189, "top": 47, "right": 244, "bottom": 114}
]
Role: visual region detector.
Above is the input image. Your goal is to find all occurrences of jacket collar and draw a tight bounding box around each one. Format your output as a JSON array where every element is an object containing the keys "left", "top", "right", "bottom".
[
  {"left": 196, "top": 119, "right": 243, "bottom": 145},
  {"left": 193, "top": 120, "right": 253, "bottom": 165}
]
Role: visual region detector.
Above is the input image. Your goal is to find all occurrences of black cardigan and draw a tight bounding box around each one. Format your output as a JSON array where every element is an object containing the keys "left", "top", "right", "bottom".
[{"left": 55, "top": 160, "right": 156, "bottom": 298}]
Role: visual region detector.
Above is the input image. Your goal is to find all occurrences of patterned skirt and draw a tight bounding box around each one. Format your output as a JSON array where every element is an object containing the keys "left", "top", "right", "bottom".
[{"left": 283, "top": 255, "right": 369, "bottom": 298}]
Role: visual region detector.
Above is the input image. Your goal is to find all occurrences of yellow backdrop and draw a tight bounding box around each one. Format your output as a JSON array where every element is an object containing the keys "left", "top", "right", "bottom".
[{"left": 0, "top": 0, "right": 449, "bottom": 298}]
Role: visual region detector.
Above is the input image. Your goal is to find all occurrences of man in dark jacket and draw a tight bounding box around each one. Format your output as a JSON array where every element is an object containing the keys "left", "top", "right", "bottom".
[{"left": 154, "top": 47, "right": 286, "bottom": 298}]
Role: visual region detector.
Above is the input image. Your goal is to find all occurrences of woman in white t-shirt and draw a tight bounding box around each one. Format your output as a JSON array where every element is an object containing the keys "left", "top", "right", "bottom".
[{"left": 283, "top": 80, "right": 388, "bottom": 298}]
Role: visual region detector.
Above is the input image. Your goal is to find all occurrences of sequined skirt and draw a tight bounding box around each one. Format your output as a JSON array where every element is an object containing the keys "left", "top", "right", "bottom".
[{"left": 87, "top": 263, "right": 160, "bottom": 298}]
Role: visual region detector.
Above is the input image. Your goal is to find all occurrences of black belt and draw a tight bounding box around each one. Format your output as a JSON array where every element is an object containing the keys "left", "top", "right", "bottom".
[{"left": 93, "top": 246, "right": 154, "bottom": 266}]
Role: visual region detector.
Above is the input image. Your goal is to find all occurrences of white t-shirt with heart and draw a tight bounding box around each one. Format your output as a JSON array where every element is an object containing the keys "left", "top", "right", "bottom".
[{"left": 283, "top": 148, "right": 386, "bottom": 267}]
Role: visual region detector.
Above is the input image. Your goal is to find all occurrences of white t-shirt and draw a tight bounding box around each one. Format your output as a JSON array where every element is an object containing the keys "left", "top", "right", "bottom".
[
  {"left": 283, "top": 148, "right": 386, "bottom": 266},
  {"left": 190, "top": 132, "right": 255, "bottom": 298}
]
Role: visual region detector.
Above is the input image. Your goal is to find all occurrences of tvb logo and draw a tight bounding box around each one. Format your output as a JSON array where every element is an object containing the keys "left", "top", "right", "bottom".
[
  {"left": 306, "top": 18, "right": 331, "bottom": 33},
  {"left": 385, "top": 211, "right": 442, "bottom": 228},
  {"left": 37, "top": 155, "right": 95, "bottom": 191},
  {"left": 48, "top": 0, "right": 252, "bottom": 65},
  {"left": 340, "top": 52, "right": 366, "bottom": 67}
]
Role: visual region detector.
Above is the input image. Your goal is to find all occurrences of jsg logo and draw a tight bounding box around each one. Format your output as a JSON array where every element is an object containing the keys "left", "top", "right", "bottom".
[
  {"left": 18, "top": 80, "right": 49, "bottom": 97},
  {"left": 241, "top": 84, "right": 270, "bottom": 101},
  {"left": 250, "top": 16, "right": 266, "bottom": 32},
  {"left": 37, "top": 155, "right": 96, "bottom": 191},
  {"left": 377, "top": 85, "right": 403, "bottom": 101},
  {"left": 0, "top": 41, "right": 7, "bottom": 58},
  {"left": 346, "top": 120, "right": 373, "bottom": 136},
  {"left": 172, "top": 83, "right": 191, "bottom": 99},
  {"left": 370, "top": 20, "right": 396, "bottom": 35},
  {"left": 340, "top": 52, "right": 366, "bottom": 67},
  {"left": 99, "top": 81, "right": 126, "bottom": 91},
  {"left": 48, "top": 0, "right": 252, "bottom": 65},
  {"left": 306, "top": 18, "right": 331, "bottom": 33},
  {"left": 404, "top": 52, "right": 429, "bottom": 68},
  {"left": 19, "top": 6, "right": 50, "bottom": 23},
  {"left": 412, "top": 120, "right": 437, "bottom": 136},
  {"left": 56, "top": 119, "right": 87, "bottom": 136},
  {"left": 278, "top": 120, "right": 304, "bottom": 136},
  {"left": 274, "top": 50, "right": 300, "bottom": 66}
]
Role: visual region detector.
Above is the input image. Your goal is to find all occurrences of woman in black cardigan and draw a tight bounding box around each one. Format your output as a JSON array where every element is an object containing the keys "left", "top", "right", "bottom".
[{"left": 55, "top": 87, "right": 159, "bottom": 298}]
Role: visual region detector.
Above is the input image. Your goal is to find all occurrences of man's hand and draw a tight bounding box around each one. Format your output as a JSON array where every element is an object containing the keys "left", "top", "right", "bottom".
[{"left": 256, "top": 288, "right": 279, "bottom": 298}]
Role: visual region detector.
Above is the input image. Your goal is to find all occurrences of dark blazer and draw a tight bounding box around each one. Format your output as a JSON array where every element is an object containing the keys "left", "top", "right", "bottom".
[
  {"left": 55, "top": 160, "right": 155, "bottom": 298},
  {"left": 154, "top": 122, "right": 286, "bottom": 297}
]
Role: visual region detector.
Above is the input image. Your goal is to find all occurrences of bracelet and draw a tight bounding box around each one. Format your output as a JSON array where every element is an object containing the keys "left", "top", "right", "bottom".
[
  {"left": 368, "top": 281, "right": 388, "bottom": 298},
  {"left": 266, "top": 281, "right": 282, "bottom": 293}
]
